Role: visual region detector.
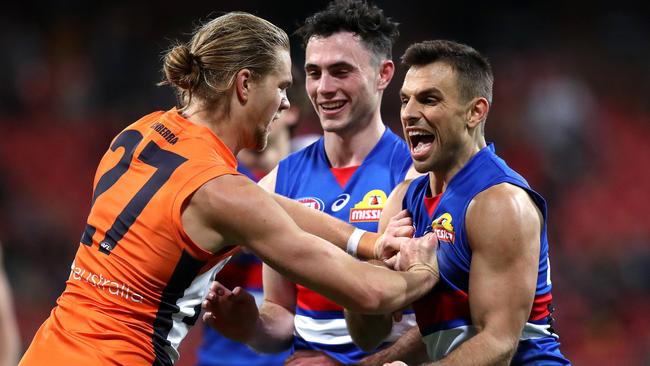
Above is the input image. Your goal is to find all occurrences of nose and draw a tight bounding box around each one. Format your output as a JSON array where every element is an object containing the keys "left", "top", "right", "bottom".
[
  {"left": 401, "top": 97, "right": 419, "bottom": 126},
  {"left": 316, "top": 73, "right": 336, "bottom": 96},
  {"left": 279, "top": 96, "right": 290, "bottom": 112}
]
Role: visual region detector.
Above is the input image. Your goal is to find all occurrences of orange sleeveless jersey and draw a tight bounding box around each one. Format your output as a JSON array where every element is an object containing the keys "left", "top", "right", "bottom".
[{"left": 20, "top": 109, "right": 240, "bottom": 366}]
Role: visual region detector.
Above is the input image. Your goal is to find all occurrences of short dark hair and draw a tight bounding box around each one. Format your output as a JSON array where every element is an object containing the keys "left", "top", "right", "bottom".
[
  {"left": 401, "top": 40, "right": 493, "bottom": 104},
  {"left": 296, "top": 0, "right": 399, "bottom": 61}
]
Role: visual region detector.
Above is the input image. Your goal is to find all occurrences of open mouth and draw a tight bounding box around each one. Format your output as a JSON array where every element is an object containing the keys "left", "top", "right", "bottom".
[
  {"left": 319, "top": 100, "right": 347, "bottom": 114},
  {"left": 408, "top": 130, "right": 435, "bottom": 158}
]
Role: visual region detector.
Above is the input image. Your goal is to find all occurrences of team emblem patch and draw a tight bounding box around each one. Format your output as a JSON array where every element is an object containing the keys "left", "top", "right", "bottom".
[
  {"left": 349, "top": 189, "right": 387, "bottom": 223},
  {"left": 430, "top": 213, "right": 455, "bottom": 243},
  {"left": 297, "top": 197, "right": 325, "bottom": 211}
]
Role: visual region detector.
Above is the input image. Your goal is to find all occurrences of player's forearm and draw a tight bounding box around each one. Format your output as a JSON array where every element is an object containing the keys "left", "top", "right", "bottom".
[
  {"left": 345, "top": 309, "right": 393, "bottom": 351},
  {"left": 345, "top": 260, "right": 402, "bottom": 352},
  {"left": 281, "top": 248, "right": 433, "bottom": 314},
  {"left": 247, "top": 301, "right": 295, "bottom": 353},
  {"left": 254, "top": 228, "right": 436, "bottom": 314},
  {"left": 349, "top": 263, "right": 437, "bottom": 314},
  {"left": 270, "top": 193, "right": 379, "bottom": 259},
  {"left": 271, "top": 193, "right": 351, "bottom": 247},
  {"left": 430, "top": 330, "right": 517, "bottom": 366},
  {"left": 358, "top": 326, "right": 428, "bottom": 366}
]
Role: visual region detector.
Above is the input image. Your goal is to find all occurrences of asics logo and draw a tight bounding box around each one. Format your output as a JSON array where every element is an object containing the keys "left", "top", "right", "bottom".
[{"left": 331, "top": 194, "right": 350, "bottom": 212}]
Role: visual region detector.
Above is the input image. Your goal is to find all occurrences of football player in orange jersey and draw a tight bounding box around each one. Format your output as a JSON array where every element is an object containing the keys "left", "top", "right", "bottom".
[{"left": 19, "top": 11, "right": 439, "bottom": 366}]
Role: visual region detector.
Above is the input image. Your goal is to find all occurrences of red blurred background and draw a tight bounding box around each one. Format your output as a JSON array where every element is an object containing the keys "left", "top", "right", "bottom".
[{"left": 1, "top": 1, "right": 648, "bottom": 364}]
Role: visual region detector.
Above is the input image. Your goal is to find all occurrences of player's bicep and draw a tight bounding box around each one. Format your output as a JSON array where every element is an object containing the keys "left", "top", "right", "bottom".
[
  {"left": 466, "top": 184, "right": 541, "bottom": 341},
  {"left": 198, "top": 175, "right": 399, "bottom": 314},
  {"left": 199, "top": 174, "right": 300, "bottom": 251},
  {"left": 200, "top": 175, "right": 352, "bottom": 295}
]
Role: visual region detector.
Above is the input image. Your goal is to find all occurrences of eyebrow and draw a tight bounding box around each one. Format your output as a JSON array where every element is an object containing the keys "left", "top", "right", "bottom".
[
  {"left": 400, "top": 86, "right": 442, "bottom": 97},
  {"left": 280, "top": 79, "right": 292, "bottom": 89},
  {"left": 305, "top": 61, "right": 355, "bottom": 70}
]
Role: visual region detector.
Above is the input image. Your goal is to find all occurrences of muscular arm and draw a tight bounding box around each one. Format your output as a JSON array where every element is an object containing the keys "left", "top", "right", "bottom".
[
  {"left": 195, "top": 174, "right": 436, "bottom": 314},
  {"left": 345, "top": 181, "right": 422, "bottom": 353},
  {"left": 259, "top": 167, "right": 379, "bottom": 259},
  {"left": 243, "top": 264, "right": 297, "bottom": 353},
  {"left": 344, "top": 261, "right": 395, "bottom": 353},
  {"left": 251, "top": 170, "right": 424, "bottom": 355},
  {"left": 432, "top": 183, "right": 541, "bottom": 365}
]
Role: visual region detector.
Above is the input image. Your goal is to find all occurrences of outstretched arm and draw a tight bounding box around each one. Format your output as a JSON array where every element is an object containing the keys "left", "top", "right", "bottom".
[
  {"left": 343, "top": 260, "right": 396, "bottom": 353},
  {"left": 343, "top": 182, "right": 428, "bottom": 366},
  {"left": 259, "top": 167, "right": 381, "bottom": 259},
  {"left": 431, "top": 183, "right": 541, "bottom": 365},
  {"left": 344, "top": 181, "right": 419, "bottom": 352},
  {"left": 197, "top": 174, "right": 438, "bottom": 314}
]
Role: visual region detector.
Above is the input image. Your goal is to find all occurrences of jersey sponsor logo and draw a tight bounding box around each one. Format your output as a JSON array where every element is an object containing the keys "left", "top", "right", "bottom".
[
  {"left": 150, "top": 121, "right": 179, "bottom": 145},
  {"left": 430, "top": 213, "right": 455, "bottom": 243},
  {"left": 331, "top": 193, "right": 350, "bottom": 212},
  {"left": 349, "top": 189, "right": 387, "bottom": 223},
  {"left": 298, "top": 197, "right": 325, "bottom": 211},
  {"left": 69, "top": 262, "right": 144, "bottom": 303}
]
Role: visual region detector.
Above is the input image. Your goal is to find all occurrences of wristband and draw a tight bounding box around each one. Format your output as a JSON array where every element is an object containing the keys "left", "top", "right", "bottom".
[{"left": 346, "top": 228, "right": 367, "bottom": 257}]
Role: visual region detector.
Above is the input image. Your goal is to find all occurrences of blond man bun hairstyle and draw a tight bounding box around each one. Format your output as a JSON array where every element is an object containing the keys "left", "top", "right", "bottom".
[
  {"left": 161, "top": 12, "right": 290, "bottom": 110},
  {"left": 163, "top": 44, "right": 202, "bottom": 90}
]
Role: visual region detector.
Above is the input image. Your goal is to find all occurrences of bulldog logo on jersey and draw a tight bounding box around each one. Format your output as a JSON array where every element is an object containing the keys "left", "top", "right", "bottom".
[
  {"left": 430, "top": 213, "right": 455, "bottom": 243},
  {"left": 349, "top": 189, "right": 387, "bottom": 223},
  {"left": 298, "top": 197, "right": 325, "bottom": 211}
]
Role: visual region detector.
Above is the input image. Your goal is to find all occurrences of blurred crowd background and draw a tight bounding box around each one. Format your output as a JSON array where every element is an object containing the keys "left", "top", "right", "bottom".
[{"left": 0, "top": 1, "right": 648, "bottom": 365}]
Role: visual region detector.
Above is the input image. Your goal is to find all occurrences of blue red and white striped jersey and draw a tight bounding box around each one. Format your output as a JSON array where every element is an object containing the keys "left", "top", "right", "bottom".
[
  {"left": 275, "top": 127, "right": 416, "bottom": 364},
  {"left": 402, "top": 144, "right": 570, "bottom": 364}
]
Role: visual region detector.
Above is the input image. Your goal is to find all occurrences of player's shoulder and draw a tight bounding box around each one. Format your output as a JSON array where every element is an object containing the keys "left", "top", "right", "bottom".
[
  {"left": 467, "top": 183, "right": 541, "bottom": 232},
  {"left": 190, "top": 173, "right": 262, "bottom": 224},
  {"left": 472, "top": 183, "right": 533, "bottom": 211}
]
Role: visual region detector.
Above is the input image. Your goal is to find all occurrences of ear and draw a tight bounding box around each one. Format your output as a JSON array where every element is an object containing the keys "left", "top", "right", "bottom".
[
  {"left": 377, "top": 59, "right": 395, "bottom": 91},
  {"left": 235, "top": 69, "right": 252, "bottom": 104},
  {"left": 467, "top": 97, "right": 489, "bottom": 129}
]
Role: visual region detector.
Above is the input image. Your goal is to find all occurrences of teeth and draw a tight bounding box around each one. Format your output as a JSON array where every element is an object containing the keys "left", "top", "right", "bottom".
[
  {"left": 321, "top": 101, "right": 345, "bottom": 109},
  {"left": 408, "top": 130, "right": 432, "bottom": 136},
  {"left": 413, "top": 143, "right": 428, "bottom": 153}
]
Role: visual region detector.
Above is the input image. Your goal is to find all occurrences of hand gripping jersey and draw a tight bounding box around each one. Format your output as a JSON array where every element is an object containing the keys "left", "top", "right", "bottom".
[
  {"left": 20, "top": 109, "right": 240, "bottom": 366},
  {"left": 402, "top": 144, "right": 570, "bottom": 365},
  {"left": 275, "top": 128, "right": 416, "bottom": 364}
]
